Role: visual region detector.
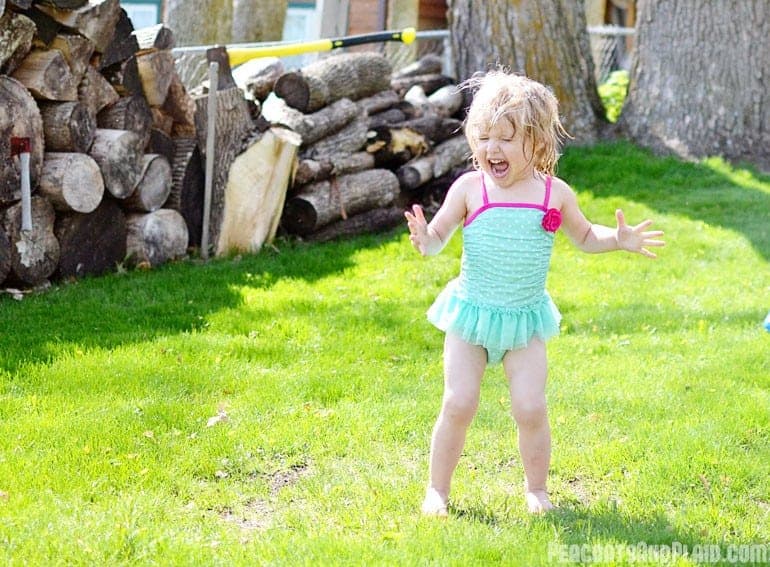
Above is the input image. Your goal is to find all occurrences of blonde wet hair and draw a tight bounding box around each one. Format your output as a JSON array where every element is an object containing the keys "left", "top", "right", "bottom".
[{"left": 462, "top": 70, "right": 569, "bottom": 176}]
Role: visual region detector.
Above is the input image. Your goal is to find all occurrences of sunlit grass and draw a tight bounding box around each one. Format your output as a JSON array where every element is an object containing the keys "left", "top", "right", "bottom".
[{"left": 1, "top": 142, "right": 768, "bottom": 565}]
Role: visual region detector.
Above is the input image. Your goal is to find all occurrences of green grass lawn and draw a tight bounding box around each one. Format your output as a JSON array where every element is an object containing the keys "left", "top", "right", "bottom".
[{"left": 1, "top": 142, "right": 768, "bottom": 566}]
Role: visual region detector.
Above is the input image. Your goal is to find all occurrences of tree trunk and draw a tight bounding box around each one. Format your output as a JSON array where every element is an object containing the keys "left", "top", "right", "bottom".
[
  {"left": 163, "top": 0, "right": 232, "bottom": 47},
  {"left": 282, "top": 169, "right": 400, "bottom": 235},
  {"left": 0, "top": 76, "right": 44, "bottom": 205},
  {"left": 54, "top": 197, "right": 126, "bottom": 279},
  {"left": 448, "top": 0, "right": 606, "bottom": 141},
  {"left": 126, "top": 209, "right": 188, "bottom": 267},
  {"left": 89, "top": 128, "right": 143, "bottom": 199},
  {"left": 620, "top": 0, "right": 770, "bottom": 169},
  {"left": 39, "top": 101, "right": 96, "bottom": 152},
  {"left": 1, "top": 195, "right": 60, "bottom": 286},
  {"left": 274, "top": 53, "right": 393, "bottom": 113},
  {"left": 38, "top": 152, "right": 104, "bottom": 213},
  {"left": 122, "top": 154, "right": 172, "bottom": 213},
  {"left": 232, "top": 0, "right": 288, "bottom": 43}
]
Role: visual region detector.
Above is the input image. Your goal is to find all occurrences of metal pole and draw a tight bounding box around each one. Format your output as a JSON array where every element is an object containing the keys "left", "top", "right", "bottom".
[
  {"left": 10, "top": 137, "right": 33, "bottom": 232},
  {"left": 201, "top": 61, "right": 219, "bottom": 261}
]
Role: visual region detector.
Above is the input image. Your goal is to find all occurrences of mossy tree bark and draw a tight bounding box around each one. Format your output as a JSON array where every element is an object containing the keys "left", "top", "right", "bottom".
[
  {"left": 448, "top": 0, "right": 606, "bottom": 141},
  {"left": 619, "top": 0, "right": 770, "bottom": 170}
]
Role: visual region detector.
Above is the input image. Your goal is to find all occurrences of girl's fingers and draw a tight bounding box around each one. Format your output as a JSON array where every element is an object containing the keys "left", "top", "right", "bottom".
[
  {"left": 615, "top": 209, "right": 627, "bottom": 228},
  {"left": 642, "top": 230, "right": 664, "bottom": 238},
  {"left": 644, "top": 239, "right": 666, "bottom": 247},
  {"left": 640, "top": 248, "right": 657, "bottom": 259}
]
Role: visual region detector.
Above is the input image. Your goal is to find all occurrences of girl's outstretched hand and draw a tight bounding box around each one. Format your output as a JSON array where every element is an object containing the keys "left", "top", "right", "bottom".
[
  {"left": 615, "top": 209, "right": 665, "bottom": 258},
  {"left": 404, "top": 204, "right": 430, "bottom": 255}
]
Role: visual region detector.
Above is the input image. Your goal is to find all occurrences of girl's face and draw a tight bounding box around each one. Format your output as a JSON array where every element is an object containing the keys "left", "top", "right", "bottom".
[{"left": 474, "top": 118, "right": 535, "bottom": 188}]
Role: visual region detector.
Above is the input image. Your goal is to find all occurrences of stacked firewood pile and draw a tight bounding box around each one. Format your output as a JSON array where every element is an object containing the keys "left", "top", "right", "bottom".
[
  {"left": 0, "top": 0, "right": 202, "bottom": 290},
  {"left": 251, "top": 51, "right": 471, "bottom": 243},
  {"left": 1, "top": 3, "right": 470, "bottom": 291}
]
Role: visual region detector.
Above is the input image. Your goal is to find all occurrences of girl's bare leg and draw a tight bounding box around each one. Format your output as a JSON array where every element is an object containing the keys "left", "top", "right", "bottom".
[
  {"left": 503, "top": 338, "right": 554, "bottom": 513},
  {"left": 422, "top": 332, "right": 486, "bottom": 516}
]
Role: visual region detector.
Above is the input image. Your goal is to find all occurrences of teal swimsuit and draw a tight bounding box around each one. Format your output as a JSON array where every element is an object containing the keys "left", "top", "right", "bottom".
[{"left": 427, "top": 172, "right": 561, "bottom": 364}]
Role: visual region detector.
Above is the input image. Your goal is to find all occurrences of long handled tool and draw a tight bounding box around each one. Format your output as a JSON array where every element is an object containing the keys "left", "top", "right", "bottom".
[{"left": 174, "top": 27, "right": 417, "bottom": 68}]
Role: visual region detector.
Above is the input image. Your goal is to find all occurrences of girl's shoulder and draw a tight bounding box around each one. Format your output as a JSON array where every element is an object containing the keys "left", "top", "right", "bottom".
[
  {"left": 446, "top": 169, "right": 482, "bottom": 200},
  {"left": 547, "top": 175, "right": 577, "bottom": 209}
]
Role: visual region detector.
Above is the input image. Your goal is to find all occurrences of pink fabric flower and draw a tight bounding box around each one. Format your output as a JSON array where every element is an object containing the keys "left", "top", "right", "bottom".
[{"left": 541, "top": 208, "right": 562, "bottom": 232}]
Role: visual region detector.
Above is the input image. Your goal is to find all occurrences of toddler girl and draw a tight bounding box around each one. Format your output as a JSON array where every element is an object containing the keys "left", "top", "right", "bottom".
[{"left": 405, "top": 71, "right": 665, "bottom": 516}]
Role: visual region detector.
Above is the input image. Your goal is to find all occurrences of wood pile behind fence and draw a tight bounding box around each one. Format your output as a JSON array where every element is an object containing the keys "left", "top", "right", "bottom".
[{"left": 0, "top": 2, "right": 470, "bottom": 292}]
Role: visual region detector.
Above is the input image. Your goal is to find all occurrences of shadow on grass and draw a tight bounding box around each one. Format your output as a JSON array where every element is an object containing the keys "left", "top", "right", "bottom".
[
  {"left": 539, "top": 502, "right": 707, "bottom": 560},
  {"left": 560, "top": 142, "right": 770, "bottom": 260},
  {"left": 0, "top": 229, "right": 407, "bottom": 374}
]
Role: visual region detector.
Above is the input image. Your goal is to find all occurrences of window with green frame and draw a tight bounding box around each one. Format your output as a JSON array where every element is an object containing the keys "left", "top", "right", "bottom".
[{"left": 121, "top": 0, "right": 162, "bottom": 29}]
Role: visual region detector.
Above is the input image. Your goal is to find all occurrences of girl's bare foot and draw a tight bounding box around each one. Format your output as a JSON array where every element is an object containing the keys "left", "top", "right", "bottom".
[
  {"left": 421, "top": 487, "right": 449, "bottom": 517},
  {"left": 525, "top": 489, "right": 554, "bottom": 514}
]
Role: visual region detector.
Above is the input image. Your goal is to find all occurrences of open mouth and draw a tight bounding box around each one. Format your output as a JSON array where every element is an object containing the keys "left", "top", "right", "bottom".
[{"left": 489, "top": 159, "right": 509, "bottom": 177}]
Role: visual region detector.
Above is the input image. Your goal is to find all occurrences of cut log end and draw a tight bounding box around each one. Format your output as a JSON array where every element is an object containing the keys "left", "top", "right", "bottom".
[{"left": 273, "top": 71, "right": 310, "bottom": 113}]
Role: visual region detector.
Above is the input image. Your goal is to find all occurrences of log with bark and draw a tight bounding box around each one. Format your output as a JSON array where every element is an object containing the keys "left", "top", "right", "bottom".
[
  {"left": 356, "top": 89, "right": 401, "bottom": 116},
  {"left": 132, "top": 23, "right": 175, "bottom": 53},
  {"left": 193, "top": 85, "right": 253, "bottom": 250},
  {"left": 274, "top": 52, "right": 392, "bottom": 113},
  {"left": 231, "top": 56, "right": 283, "bottom": 103},
  {"left": 0, "top": 10, "right": 35, "bottom": 74},
  {"left": 98, "top": 8, "right": 136, "bottom": 70},
  {"left": 293, "top": 152, "right": 375, "bottom": 188},
  {"left": 396, "top": 135, "right": 470, "bottom": 192},
  {"left": 37, "top": 0, "right": 120, "bottom": 53},
  {"left": 306, "top": 205, "right": 405, "bottom": 243},
  {"left": 261, "top": 95, "right": 359, "bottom": 146},
  {"left": 38, "top": 151, "right": 104, "bottom": 212},
  {"left": 390, "top": 73, "right": 454, "bottom": 97},
  {"left": 427, "top": 84, "right": 464, "bottom": 118},
  {"left": 39, "top": 100, "right": 95, "bottom": 152},
  {"left": 97, "top": 94, "right": 152, "bottom": 148},
  {"left": 300, "top": 110, "right": 369, "bottom": 161},
  {"left": 368, "top": 108, "right": 407, "bottom": 129},
  {"left": 77, "top": 65, "right": 119, "bottom": 115},
  {"left": 88, "top": 128, "right": 143, "bottom": 199},
  {"left": 146, "top": 127, "right": 174, "bottom": 164},
  {"left": 1, "top": 195, "right": 60, "bottom": 286},
  {"left": 161, "top": 72, "right": 196, "bottom": 138},
  {"left": 395, "top": 116, "right": 463, "bottom": 144},
  {"left": 166, "top": 137, "right": 203, "bottom": 248},
  {"left": 50, "top": 32, "right": 93, "bottom": 80},
  {"left": 122, "top": 154, "right": 171, "bottom": 213},
  {"left": 11, "top": 48, "right": 78, "bottom": 100},
  {"left": 126, "top": 208, "right": 188, "bottom": 267},
  {"left": 0, "top": 226, "right": 10, "bottom": 286},
  {"left": 365, "top": 125, "right": 430, "bottom": 168},
  {"left": 392, "top": 53, "right": 443, "bottom": 80},
  {"left": 102, "top": 54, "right": 142, "bottom": 96},
  {"left": 0, "top": 76, "right": 44, "bottom": 204},
  {"left": 282, "top": 169, "right": 400, "bottom": 235},
  {"left": 217, "top": 127, "right": 301, "bottom": 255},
  {"left": 136, "top": 49, "right": 175, "bottom": 106},
  {"left": 54, "top": 197, "right": 126, "bottom": 279}
]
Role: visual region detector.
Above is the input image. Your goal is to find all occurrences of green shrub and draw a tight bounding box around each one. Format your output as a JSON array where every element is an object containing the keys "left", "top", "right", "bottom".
[{"left": 598, "top": 70, "right": 629, "bottom": 123}]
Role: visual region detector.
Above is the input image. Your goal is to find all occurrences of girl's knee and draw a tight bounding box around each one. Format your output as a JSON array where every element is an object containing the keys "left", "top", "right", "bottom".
[
  {"left": 511, "top": 400, "right": 548, "bottom": 429},
  {"left": 441, "top": 393, "right": 479, "bottom": 426}
]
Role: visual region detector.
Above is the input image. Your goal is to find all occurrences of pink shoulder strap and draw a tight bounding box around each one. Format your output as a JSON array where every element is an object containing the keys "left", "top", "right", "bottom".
[
  {"left": 543, "top": 176, "right": 552, "bottom": 209},
  {"left": 480, "top": 172, "right": 489, "bottom": 205}
]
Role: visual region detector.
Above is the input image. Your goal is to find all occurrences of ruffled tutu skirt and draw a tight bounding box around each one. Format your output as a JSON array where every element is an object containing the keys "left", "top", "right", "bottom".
[{"left": 427, "top": 279, "right": 561, "bottom": 364}]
